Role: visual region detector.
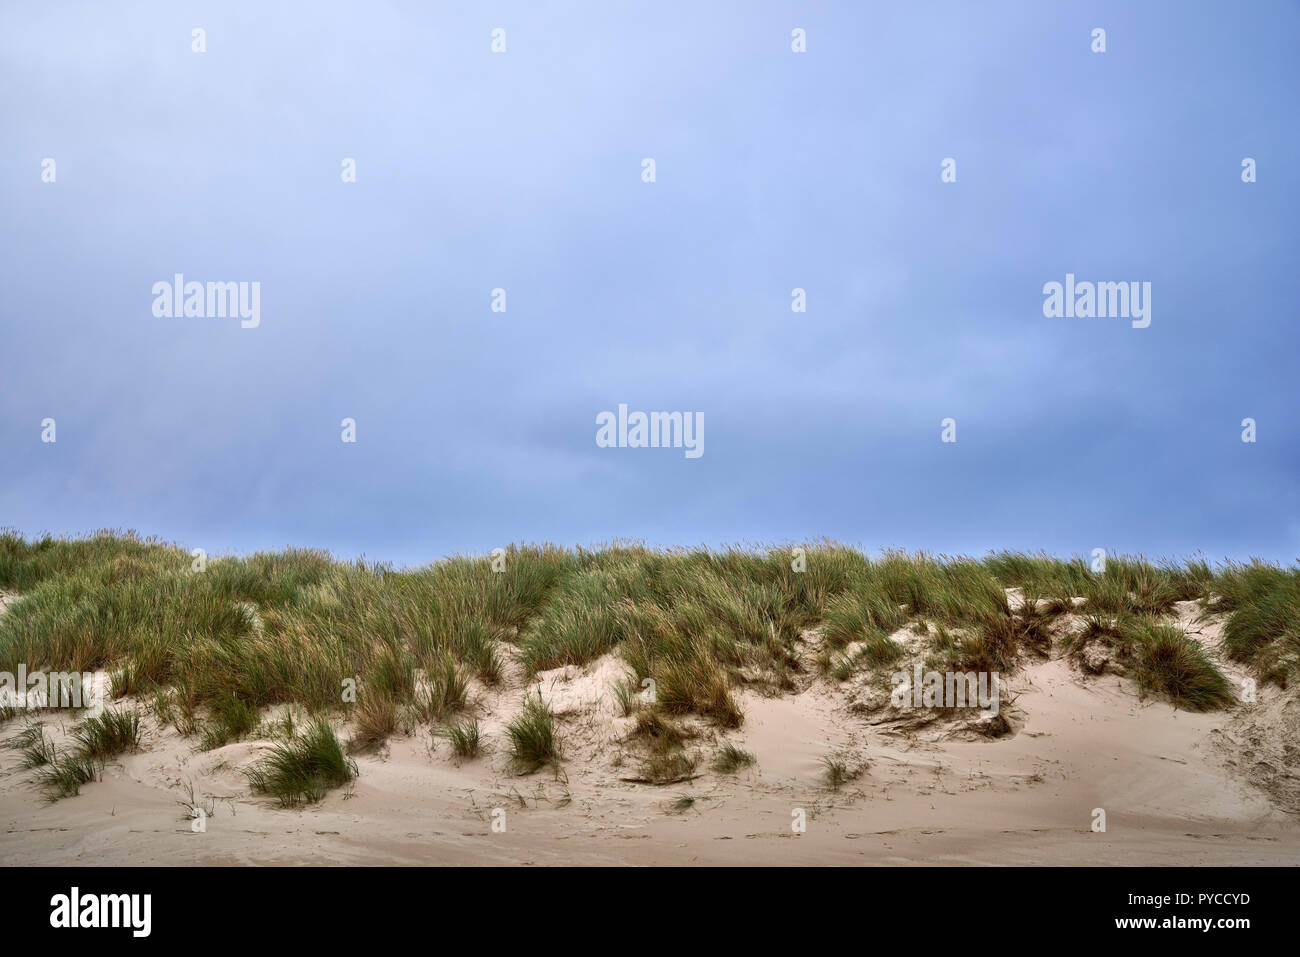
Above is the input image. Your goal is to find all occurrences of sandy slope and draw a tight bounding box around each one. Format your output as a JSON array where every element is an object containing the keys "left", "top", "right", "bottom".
[{"left": 0, "top": 595, "right": 1296, "bottom": 865}]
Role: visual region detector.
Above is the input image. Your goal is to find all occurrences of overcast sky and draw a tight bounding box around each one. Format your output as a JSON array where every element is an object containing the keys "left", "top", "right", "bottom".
[{"left": 2, "top": 1, "right": 1297, "bottom": 567}]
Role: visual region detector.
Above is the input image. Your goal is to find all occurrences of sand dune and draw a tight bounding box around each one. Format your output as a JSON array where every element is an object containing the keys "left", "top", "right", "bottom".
[{"left": 1, "top": 596, "right": 1295, "bottom": 866}]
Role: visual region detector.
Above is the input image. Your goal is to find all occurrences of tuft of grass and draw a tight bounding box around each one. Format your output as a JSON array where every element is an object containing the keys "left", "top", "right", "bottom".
[
  {"left": 821, "top": 755, "right": 862, "bottom": 789},
  {"left": 18, "top": 710, "right": 140, "bottom": 801},
  {"left": 36, "top": 752, "right": 101, "bottom": 800},
  {"left": 646, "top": 634, "right": 744, "bottom": 728},
  {"left": 1013, "top": 590, "right": 1057, "bottom": 656},
  {"left": 639, "top": 748, "right": 699, "bottom": 784},
  {"left": 1062, "top": 613, "right": 1142, "bottom": 670},
  {"left": 348, "top": 694, "right": 399, "bottom": 753},
  {"left": 14, "top": 722, "right": 56, "bottom": 769},
  {"left": 625, "top": 706, "right": 698, "bottom": 784},
  {"left": 199, "top": 695, "right": 260, "bottom": 751},
  {"left": 415, "top": 654, "right": 469, "bottom": 723},
  {"left": 926, "top": 618, "right": 1016, "bottom": 675},
  {"left": 246, "top": 718, "right": 357, "bottom": 807},
  {"left": 469, "top": 640, "right": 506, "bottom": 687},
  {"left": 1131, "top": 622, "right": 1235, "bottom": 712},
  {"left": 613, "top": 674, "right": 646, "bottom": 716},
  {"left": 446, "top": 717, "right": 481, "bottom": 758},
  {"left": 505, "top": 692, "right": 558, "bottom": 772},
  {"left": 72, "top": 708, "right": 142, "bottom": 759},
  {"left": 633, "top": 707, "right": 687, "bottom": 750},
  {"left": 712, "top": 742, "right": 756, "bottom": 773}
]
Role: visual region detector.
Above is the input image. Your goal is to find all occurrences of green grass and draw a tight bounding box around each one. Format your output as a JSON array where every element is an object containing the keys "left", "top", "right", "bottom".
[
  {"left": 1131, "top": 621, "right": 1236, "bottom": 711},
  {"left": 13, "top": 722, "right": 56, "bottom": 769},
  {"left": 1, "top": 532, "right": 1292, "bottom": 761},
  {"left": 415, "top": 654, "right": 469, "bottom": 722},
  {"left": 246, "top": 718, "right": 357, "bottom": 807},
  {"left": 1215, "top": 563, "right": 1300, "bottom": 684},
  {"left": 199, "top": 694, "right": 260, "bottom": 750},
  {"left": 72, "top": 708, "right": 142, "bottom": 759},
  {"left": 505, "top": 692, "right": 558, "bottom": 772},
  {"left": 35, "top": 751, "right": 100, "bottom": 800},
  {"left": 347, "top": 693, "right": 399, "bottom": 754},
  {"left": 712, "top": 742, "right": 756, "bottom": 773},
  {"left": 517, "top": 568, "right": 643, "bottom": 673},
  {"left": 15, "top": 709, "right": 143, "bottom": 801},
  {"left": 445, "top": 717, "right": 481, "bottom": 758},
  {"left": 822, "top": 592, "right": 906, "bottom": 650},
  {"left": 625, "top": 707, "right": 700, "bottom": 784},
  {"left": 446, "top": 621, "right": 507, "bottom": 686}
]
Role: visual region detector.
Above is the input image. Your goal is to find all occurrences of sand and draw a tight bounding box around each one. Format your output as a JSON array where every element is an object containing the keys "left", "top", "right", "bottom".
[{"left": 1, "top": 596, "right": 1297, "bottom": 865}]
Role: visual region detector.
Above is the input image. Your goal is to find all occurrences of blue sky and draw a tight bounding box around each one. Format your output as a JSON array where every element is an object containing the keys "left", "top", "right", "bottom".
[{"left": 2, "top": 1, "right": 1297, "bottom": 567}]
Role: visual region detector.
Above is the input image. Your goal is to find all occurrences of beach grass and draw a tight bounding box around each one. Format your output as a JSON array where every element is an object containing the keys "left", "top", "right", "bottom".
[{"left": 2, "top": 531, "right": 1286, "bottom": 774}]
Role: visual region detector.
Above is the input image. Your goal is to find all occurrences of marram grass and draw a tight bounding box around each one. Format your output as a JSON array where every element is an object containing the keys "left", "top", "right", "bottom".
[
  {"left": 2, "top": 532, "right": 1293, "bottom": 774},
  {"left": 506, "top": 692, "right": 558, "bottom": 772},
  {"left": 246, "top": 718, "right": 357, "bottom": 807}
]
